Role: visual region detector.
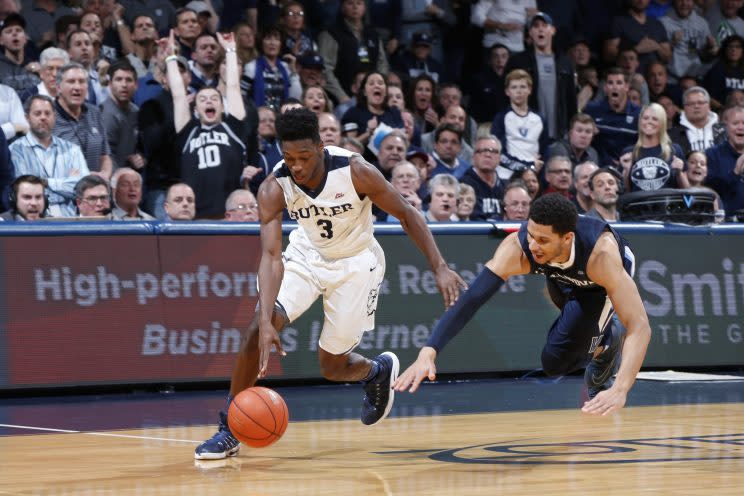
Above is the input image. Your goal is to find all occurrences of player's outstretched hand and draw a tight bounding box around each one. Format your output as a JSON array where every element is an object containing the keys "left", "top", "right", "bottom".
[
  {"left": 581, "top": 386, "right": 627, "bottom": 416},
  {"left": 393, "top": 347, "right": 437, "bottom": 393},
  {"left": 257, "top": 322, "right": 286, "bottom": 379},
  {"left": 435, "top": 265, "right": 467, "bottom": 308}
]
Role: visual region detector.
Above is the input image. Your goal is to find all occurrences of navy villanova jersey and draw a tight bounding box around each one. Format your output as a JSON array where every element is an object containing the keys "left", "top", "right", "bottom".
[{"left": 518, "top": 216, "right": 634, "bottom": 300}]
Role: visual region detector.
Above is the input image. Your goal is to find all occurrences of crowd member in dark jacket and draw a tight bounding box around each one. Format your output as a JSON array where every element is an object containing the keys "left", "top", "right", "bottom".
[{"left": 504, "top": 12, "right": 577, "bottom": 140}]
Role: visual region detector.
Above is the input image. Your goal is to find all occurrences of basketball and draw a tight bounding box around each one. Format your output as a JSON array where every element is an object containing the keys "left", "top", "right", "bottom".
[{"left": 227, "top": 387, "right": 289, "bottom": 448}]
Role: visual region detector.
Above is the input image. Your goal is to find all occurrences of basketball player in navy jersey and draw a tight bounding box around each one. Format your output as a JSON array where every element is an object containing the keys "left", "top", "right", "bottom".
[
  {"left": 394, "top": 194, "right": 652, "bottom": 416},
  {"left": 195, "top": 107, "right": 466, "bottom": 459}
]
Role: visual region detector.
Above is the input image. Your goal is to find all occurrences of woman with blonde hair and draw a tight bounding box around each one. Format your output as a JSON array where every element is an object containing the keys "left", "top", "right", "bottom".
[
  {"left": 233, "top": 22, "right": 258, "bottom": 67},
  {"left": 620, "top": 102, "right": 689, "bottom": 192}
]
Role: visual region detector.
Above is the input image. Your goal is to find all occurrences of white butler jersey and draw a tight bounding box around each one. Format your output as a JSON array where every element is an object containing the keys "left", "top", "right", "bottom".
[{"left": 274, "top": 146, "right": 374, "bottom": 259}]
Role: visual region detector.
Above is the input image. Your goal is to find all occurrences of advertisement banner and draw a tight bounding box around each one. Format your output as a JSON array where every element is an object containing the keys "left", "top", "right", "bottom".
[{"left": 1, "top": 225, "right": 742, "bottom": 390}]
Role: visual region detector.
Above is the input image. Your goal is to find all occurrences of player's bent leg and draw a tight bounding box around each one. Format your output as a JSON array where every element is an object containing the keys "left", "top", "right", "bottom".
[
  {"left": 317, "top": 347, "right": 399, "bottom": 426},
  {"left": 584, "top": 316, "right": 627, "bottom": 399},
  {"left": 360, "top": 351, "right": 399, "bottom": 426},
  {"left": 230, "top": 307, "right": 288, "bottom": 395},
  {"left": 195, "top": 307, "right": 288, "bottom": 460}
]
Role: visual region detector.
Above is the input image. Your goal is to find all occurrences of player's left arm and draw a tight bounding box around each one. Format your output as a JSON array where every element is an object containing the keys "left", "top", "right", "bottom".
[
  {"left": 350, "top": 156, "right": 466, "bottom": 307},
  {"left": 584, "top": 233, "right": 652, "bottom": 415}
]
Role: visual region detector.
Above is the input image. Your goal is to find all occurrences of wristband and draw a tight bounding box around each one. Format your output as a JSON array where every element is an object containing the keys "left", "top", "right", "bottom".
[
  {"left": 165, "top": 55, "right": 178, "bottom": 63},
  {"left": 226, "top": 48, "right": 236, "bottom": 54}
]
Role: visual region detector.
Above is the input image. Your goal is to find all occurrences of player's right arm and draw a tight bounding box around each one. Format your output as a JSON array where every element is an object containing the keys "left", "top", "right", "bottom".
[
  {"left": 256, "top": 175, "right": 288, "bottom": 378},
  {"left": 394, "top": 233, "right": 531, "bottom": 392}
]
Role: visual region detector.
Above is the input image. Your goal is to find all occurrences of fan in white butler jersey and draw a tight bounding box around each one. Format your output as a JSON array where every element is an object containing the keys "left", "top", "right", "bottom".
[{"left": 195, "top": 107, "right": 466, "bottom": 460}]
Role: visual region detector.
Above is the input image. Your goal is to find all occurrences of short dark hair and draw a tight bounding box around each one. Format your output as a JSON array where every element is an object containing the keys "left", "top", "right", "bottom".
[
  {"left": 23, "top": 94, "right": 54, "bottom": 114},
  {"left": 130, "top": 13, "right": 156, "bottom": 31},
  {"left": 74, "top": 174, "right": 111, "bottom": 200},
  {"left": 434, "top": 123, "right": 462, "bottom": 142},
  {"left": 528, "top": 193, "right": 577, "bottom": 235},
  {"left": 107, "top": 59, "right": 137, "bottom": 80},
  {"left": 589, "top": 167, "right": 622, "bottom": 192},
  {"left": 66, "top": 29, "right": 91, "bottom": 50},
  {"left": 275, "top": 107, "right": 320, "bottom": 143},
  {"left": 604, "top": 66, "right": 628, "bottom": 83},
  {"left": 12, "top": 174, "right": 45, "bottom": 197}
]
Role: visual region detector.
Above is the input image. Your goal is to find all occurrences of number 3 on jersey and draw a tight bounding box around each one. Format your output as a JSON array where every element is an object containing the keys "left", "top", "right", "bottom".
[
  {"left": 317, "top": 219, "right": 334, "bottom": 239},
  {"left": 197, "top": 145, "right": 221, "bottom": 169}
]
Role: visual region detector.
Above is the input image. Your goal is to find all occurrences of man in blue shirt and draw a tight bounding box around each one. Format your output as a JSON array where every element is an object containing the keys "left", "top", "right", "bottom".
[
  {"left": 585, "top": 68, "right": 640, "bottom": 170},
  {"left": 705, "top": 106, "right": 744, "bottom": 218}
]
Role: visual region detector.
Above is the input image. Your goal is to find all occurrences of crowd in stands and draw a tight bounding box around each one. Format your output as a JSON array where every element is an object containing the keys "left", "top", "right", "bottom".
[{"left": 0, "top": 0, "right": 743, "bottom": 224}]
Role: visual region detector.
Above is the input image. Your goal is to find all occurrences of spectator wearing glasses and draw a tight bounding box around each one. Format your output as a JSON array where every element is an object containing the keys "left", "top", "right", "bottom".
[
  {"left": 19, "top": 47, "right": 69, "bottom": 103},
  {"left": 460, "top": 135, "right": 504, "bottom": 221},
  {"left": 224, "top": 188, "right": 259, "bottom": 221},
  {"left": 279, "top": 1, "right": 317, "bottom": 59},
  {"left": 74, "top": 174, "right": 113, "bottom": 218},
  {"left": 668, "top": 86, "right": 726, "bottom": 156},
  {"left": 501, "top": 181, "right": 531, "bottom": 221},
  {"left": 543, "top": 156, "right": 574, "bottom": 199}
]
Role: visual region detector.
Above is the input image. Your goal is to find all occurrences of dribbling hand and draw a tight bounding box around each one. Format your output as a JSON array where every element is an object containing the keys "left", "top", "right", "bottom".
[
  {"left": 257, "top": 322, "right": 286, "bottom": 379},
  {"left": 393, "top": 347, "right": 437, "bottom": 393}
]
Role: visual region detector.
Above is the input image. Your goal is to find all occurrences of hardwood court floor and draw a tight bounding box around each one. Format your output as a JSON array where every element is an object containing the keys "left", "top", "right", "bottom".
[{"left": 2, "top": 398, "right": 743, "bottom": 495}]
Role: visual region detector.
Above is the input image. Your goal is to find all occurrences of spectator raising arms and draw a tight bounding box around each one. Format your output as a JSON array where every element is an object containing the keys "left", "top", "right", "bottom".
[{"left": 166, "top": 30, "right": 248, "bottom": 219}]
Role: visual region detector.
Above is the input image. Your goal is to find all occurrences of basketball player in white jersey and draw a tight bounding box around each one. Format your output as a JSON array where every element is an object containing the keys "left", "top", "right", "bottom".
[{"left": 195, "top": 107, "right": 466, "bottom": 459}]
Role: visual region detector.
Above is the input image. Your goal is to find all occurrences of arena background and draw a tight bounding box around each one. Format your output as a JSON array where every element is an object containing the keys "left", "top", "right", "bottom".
[{"left": 1, "top": 222, "right": 742, "bottom": 390}]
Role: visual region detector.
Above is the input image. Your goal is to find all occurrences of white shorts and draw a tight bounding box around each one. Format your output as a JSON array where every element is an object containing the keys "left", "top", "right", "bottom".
[{"left": 275, "top": 239, "right": 385, "bottom": 355}]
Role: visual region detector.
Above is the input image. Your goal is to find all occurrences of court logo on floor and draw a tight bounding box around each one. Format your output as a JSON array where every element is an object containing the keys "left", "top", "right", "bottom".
[{"left": 377, "top": 433, "right": 744, "bottom": 465}]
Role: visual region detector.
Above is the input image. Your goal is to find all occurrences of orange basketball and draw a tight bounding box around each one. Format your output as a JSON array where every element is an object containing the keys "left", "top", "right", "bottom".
[{"left": 228, "top": 387, "right": 289, "bottom": 448}]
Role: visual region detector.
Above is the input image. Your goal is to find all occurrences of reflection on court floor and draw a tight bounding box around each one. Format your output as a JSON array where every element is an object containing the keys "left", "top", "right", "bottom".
[{"left": 1, "top": 378, "right": 743, "bottom": 495}]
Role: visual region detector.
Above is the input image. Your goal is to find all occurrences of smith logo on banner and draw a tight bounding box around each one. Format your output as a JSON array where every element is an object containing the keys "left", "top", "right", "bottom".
[{"left": 0, "top": 224, "right": 743, "bottom": 390}]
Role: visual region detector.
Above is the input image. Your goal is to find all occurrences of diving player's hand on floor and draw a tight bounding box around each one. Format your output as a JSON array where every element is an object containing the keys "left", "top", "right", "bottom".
[
  {"left": 393, "top": 347, "right": 437, "bottom": 393},
  {"left": 581, "top": 387, "right": 627, "bottom": 416}
]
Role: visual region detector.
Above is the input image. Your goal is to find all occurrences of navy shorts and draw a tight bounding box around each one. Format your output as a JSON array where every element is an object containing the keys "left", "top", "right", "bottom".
[{"left": 540, "top": 246, "right": 635, "bottom": 376}]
